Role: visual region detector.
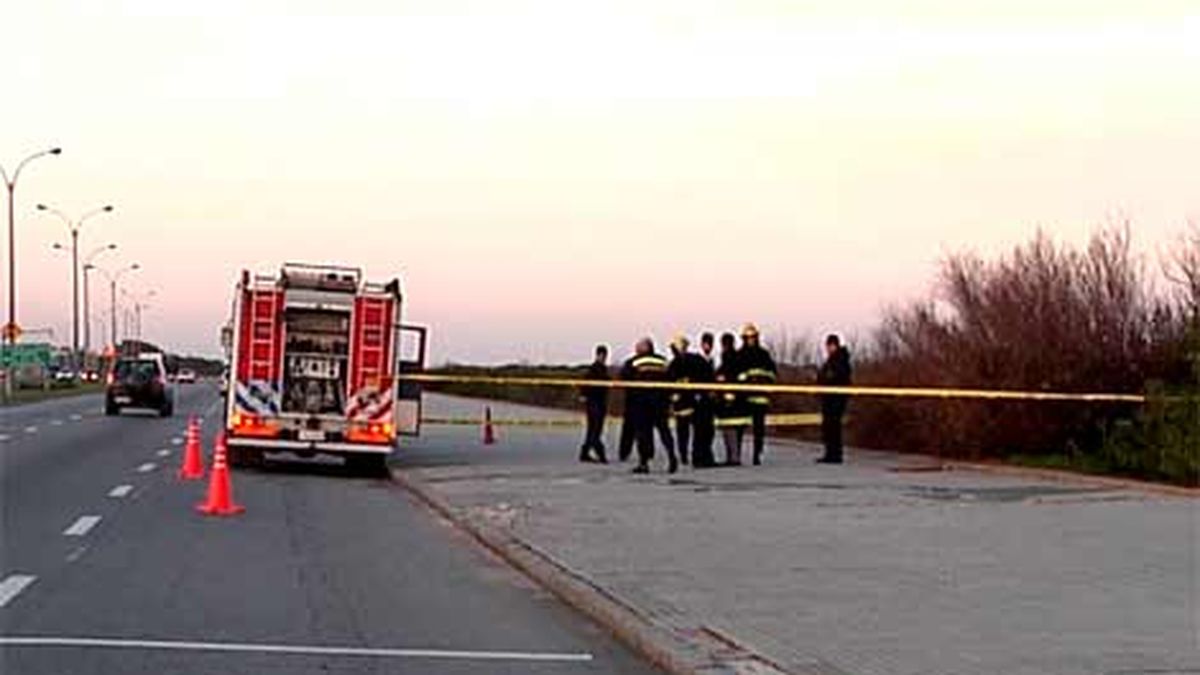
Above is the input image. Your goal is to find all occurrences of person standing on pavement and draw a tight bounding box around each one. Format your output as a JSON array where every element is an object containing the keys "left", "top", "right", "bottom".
[
  {"left": 578, "top": 344, "right": 610, "bottom": 463},
  {"left": 691, "top": 331, "right": 718, "bottom": 467},
  {"left": 620, "top": 337, "right": 676, "bottom": 474},
  {"left": 737, "top": 323, "right": 778, "bottom": 466},
  {"left": 667, "top": 334, "right": 712, "bottom": 466},
  {"left": 816, "top": 334, "right": 852, "bottom": 464},
  {"left": 714, "top": 332, "right": 748, "bottom": 466}
]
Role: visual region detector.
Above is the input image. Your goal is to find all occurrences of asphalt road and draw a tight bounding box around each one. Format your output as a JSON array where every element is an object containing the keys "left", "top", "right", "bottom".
[{"left": 0, "top": 385, "right": 655, "bottom": 674}]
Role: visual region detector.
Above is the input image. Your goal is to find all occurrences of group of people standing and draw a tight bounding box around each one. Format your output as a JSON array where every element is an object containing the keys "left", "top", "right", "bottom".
[{"left": 578, "top": 325, "right": 853, "bottom": 474}]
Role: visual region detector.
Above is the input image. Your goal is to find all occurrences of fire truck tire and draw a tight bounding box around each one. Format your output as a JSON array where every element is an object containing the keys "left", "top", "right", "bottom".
[
  {"left": 347, "top": 453, "right": 388, "bottom": 477},
  {"left": 228, "top": 446, "right": 263, "bottom": 469}
]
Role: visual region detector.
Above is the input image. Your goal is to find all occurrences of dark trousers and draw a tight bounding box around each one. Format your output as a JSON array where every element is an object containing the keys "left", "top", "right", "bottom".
[
  {"left": 692, "top": 403, "right": 716, "bottom": 467},
  {"left": 581, "top": 403, "right": 607, "bottom": 461},
  {"left": 618, "top": 414, "right": 635, "bottom": 461},
  {"left": 748, "top": 405, "right": 768, "bottom": 461},
  {"left": 821, "top": 402, "right": 846, "bottom": 461},
  {"left": 636, "top": 417, "right": 656, "bottom": 465},
  {"left": 619, "top": 412, "right": 657, "bottom": 465},
  {"left": 674, "top": 411, "right": 694, "bottom": 464},
  {"left": 655, "top": 410, "right": 677, "bottom": 466},
  {"left": 621, "top": 409, "right": 675, "bottom": 467}
]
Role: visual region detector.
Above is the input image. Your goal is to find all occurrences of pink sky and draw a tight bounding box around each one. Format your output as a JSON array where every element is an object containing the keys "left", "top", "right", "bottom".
[{"left": 3, "top": 1, "right": 1197, "bottom": 363}]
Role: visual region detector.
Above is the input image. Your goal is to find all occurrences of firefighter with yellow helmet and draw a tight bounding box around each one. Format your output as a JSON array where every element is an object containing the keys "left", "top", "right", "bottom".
[{"left": 736, "top": 323, "right": 778, "bottom": 465}]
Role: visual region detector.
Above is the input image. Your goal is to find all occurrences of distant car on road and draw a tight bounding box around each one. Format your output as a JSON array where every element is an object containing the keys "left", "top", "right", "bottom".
[
  {"left": 176, "top": 368, "right": 197, "bottom": 384},
  {"left": 106, "top": 353, "right": 174, "bottom": 417},
  {"left": 53, "top": 369, "right": 77, "bottom": 383}
]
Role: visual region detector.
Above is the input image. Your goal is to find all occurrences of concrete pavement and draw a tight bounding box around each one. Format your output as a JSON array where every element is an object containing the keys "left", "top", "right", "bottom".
[
  {"left": 401, "top": 394, "right": 1200, "bottom": 675},
  {"left": 1, "top": 386, "right": 657, "bottom": 674}
]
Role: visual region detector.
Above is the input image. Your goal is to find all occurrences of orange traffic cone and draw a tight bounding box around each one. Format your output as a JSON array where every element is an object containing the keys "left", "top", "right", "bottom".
[
  {"left": 197, "top": 432, "right": 244, "bottom": 516},
  {"left": 482, "top": 406, "right": 496, "bottom": 445},
  {"left": 178, "top": 416, "right": 205, "bottom": 480}
]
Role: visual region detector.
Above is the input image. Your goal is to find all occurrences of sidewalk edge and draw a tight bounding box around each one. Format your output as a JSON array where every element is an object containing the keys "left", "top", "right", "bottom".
[
  {"left": 943, "top": 460, "right": 1199, "bottom": 498},
  {"left": 391, "top": 469, "right": 725, "bottom": 675}
]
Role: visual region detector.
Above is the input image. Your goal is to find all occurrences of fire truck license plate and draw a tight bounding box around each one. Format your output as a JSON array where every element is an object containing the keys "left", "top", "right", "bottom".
[{"left": 299, "top": 429, "right": 325, "bottom": 442}]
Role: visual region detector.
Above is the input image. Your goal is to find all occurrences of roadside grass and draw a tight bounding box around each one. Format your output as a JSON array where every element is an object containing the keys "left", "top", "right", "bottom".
[{"left": 1, "top": 383, "right": 104, "bottom": 407}]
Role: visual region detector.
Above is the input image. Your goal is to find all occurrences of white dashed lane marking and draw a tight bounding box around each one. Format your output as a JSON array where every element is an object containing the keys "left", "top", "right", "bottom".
[
  {"left": 156, "top": 449, "right": 171, "bottom": 457},
  {"left": 69, "top": 414, "right": 83, "bottom": 421},
  {"left": 63, "top": 516, "right": 102, "bottom": 537},
  {"left": 0, "top": 434, "right": 10, "bottom": 442},
  {"left": 108, "top": 485, "right": 134, "bottom": 498},
  {"left": 170, "top": 438, "right": 182, "bottom": 446},
  {"left": 50, "top": 419, "right": 63, "bottom": 427},
  {"left": 23, "top": 426, "right": 37, "bottom": 434},
  {"left": 135, "top": 463, "right": 156, "bottom": 473},
  {"left": 0, "top": 575, "right": 37, "bottom": 608}
]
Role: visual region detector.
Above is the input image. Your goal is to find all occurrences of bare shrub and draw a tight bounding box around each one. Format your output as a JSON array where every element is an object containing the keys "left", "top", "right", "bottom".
[{"left": 853, "top": 224, "right": 1194, "bottom": 472}]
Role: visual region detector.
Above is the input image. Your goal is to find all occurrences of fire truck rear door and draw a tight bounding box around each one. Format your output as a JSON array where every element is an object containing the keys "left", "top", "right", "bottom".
[{"left": 395, "top": 324, "right": 428, "bottom": 436}]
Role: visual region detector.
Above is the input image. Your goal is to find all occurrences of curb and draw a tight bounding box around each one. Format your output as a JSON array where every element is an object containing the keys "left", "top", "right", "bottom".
[
  {"left": 943, "top": 460, "right": 1199, "bottom": 499},
  {"left": 769, "top": 436, "right": 1198, "bottom": 499},
  {"left": 391, "top": 469, "right": 785, "bottom": 675}
]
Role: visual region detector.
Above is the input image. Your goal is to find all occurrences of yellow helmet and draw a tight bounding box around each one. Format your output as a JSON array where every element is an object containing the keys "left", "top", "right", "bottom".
[
  {"left": 741, "top": 323, "right": 760, "bottom": 338},
  {"left": 671, "top": 333, "right": 690, "bottom": 350}
]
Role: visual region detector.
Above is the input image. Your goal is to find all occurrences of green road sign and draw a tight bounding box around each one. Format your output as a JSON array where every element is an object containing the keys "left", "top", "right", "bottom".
[{"left": 0, "top": 343, "right": 53, "bottom": 369}]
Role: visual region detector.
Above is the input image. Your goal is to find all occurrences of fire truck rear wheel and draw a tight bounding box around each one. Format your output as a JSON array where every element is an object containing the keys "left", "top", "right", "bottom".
[
  {"left": 347, "top": 454, "right": 388, "bottom": 477},
  {"left": 228, "top": 446, "right": 263, "bottom": 469}
]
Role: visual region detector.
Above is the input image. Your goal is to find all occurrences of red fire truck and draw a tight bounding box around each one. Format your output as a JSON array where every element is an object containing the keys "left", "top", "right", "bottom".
[{"left": 224, "top": 263, "right": 427, "bottom": 471}]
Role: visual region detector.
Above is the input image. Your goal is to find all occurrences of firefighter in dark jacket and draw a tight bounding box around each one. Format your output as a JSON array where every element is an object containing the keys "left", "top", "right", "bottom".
[
  {"left": 692, "top": 331, "right": 717, "bottom": 466},
  {"left": 737, "top": 323, "right": 778, "bottom": 465},
  {"left": 816, "top": 334, "right": 852, "bottom": 464},
  {"left": 714, "top": 332, "right": 747, "bottom": 466},
  {"left": 620, "top": 337, "right": 675, "bottom": 474},
  {"left": 578, "top": 344, "right": 610, "bottom": 463},
  {"left": 667, "top": 334, "right": 714, "bottom": 467}
]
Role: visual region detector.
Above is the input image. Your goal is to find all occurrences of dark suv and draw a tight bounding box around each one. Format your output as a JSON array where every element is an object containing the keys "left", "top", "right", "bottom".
[{"left": 105, "top": 353, "right": 174, "bottom": 417}]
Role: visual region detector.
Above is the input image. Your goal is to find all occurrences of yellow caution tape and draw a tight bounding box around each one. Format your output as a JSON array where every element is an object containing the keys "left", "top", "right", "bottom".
[
  {"left": 399, "top": 373, "right": 1147, "bottom": 404},
  {"left": 422, "top": 416, "right": 582, "bottom": 428},
  {"left": 421, "top": 413, "right": 827, "bottom": 428}
]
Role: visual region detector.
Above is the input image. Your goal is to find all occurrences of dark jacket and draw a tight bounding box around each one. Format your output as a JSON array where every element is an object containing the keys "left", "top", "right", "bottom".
[
  {"left": 581, "top": 361, "right": 610, "bottom": 408},
  {"left": 817, "top": 347, "right": 852, "bottom": 415},
  {"left": 714, "top": 349, "right": 745, "bottom": 420},
  {"left": 737, "top": 344, "right": 778, "bottom": 407},
  {"left": 667, "top": 351, "right": 715, "bottom": 415},
  {"left": 620, "top": 352, "right": 670, "bottom": 419}
]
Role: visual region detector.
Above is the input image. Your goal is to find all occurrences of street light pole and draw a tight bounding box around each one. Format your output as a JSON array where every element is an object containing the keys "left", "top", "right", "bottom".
[
  {"left": 38, "top": 204, "right": 113, "bottom": 378},
  {"left": 1, "top": 147, "right": 61, "bottom": 397},
  {"left": 90, "top": 262, "right": 138, "bottom": 353},
  {"left": 121, "top": 288, "right": 155, "bottom": 346},
  {"left": 82, "top": 244, "right": 116, "bottom": 357}
]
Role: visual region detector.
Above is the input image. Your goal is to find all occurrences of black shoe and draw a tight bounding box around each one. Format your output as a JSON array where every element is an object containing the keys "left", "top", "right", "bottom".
[
  {"left": 752, "top": 454, "right": 762, "bottom": 466},
  {"left": 632, "top": 464, "right": 649, "bottom": 474},
  {"left": 579, "top": 453, "right": 595, "bottom": 463},
  {"left": 680, "top": 454, "right": 690, "bottom": 466},
  {"left": 816, "top": 456, "right": 843, "bottom": 464},
  {"left": 595, "top": 455, "right": 609, "bottom": 465},
  {"left": 668, "top": 457, "right": 679, "bottom": 474}
]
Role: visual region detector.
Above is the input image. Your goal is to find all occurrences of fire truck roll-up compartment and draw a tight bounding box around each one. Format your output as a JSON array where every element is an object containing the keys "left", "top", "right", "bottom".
[{"left": 224, "top": 263, "right": 427, "bottom": 472}]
